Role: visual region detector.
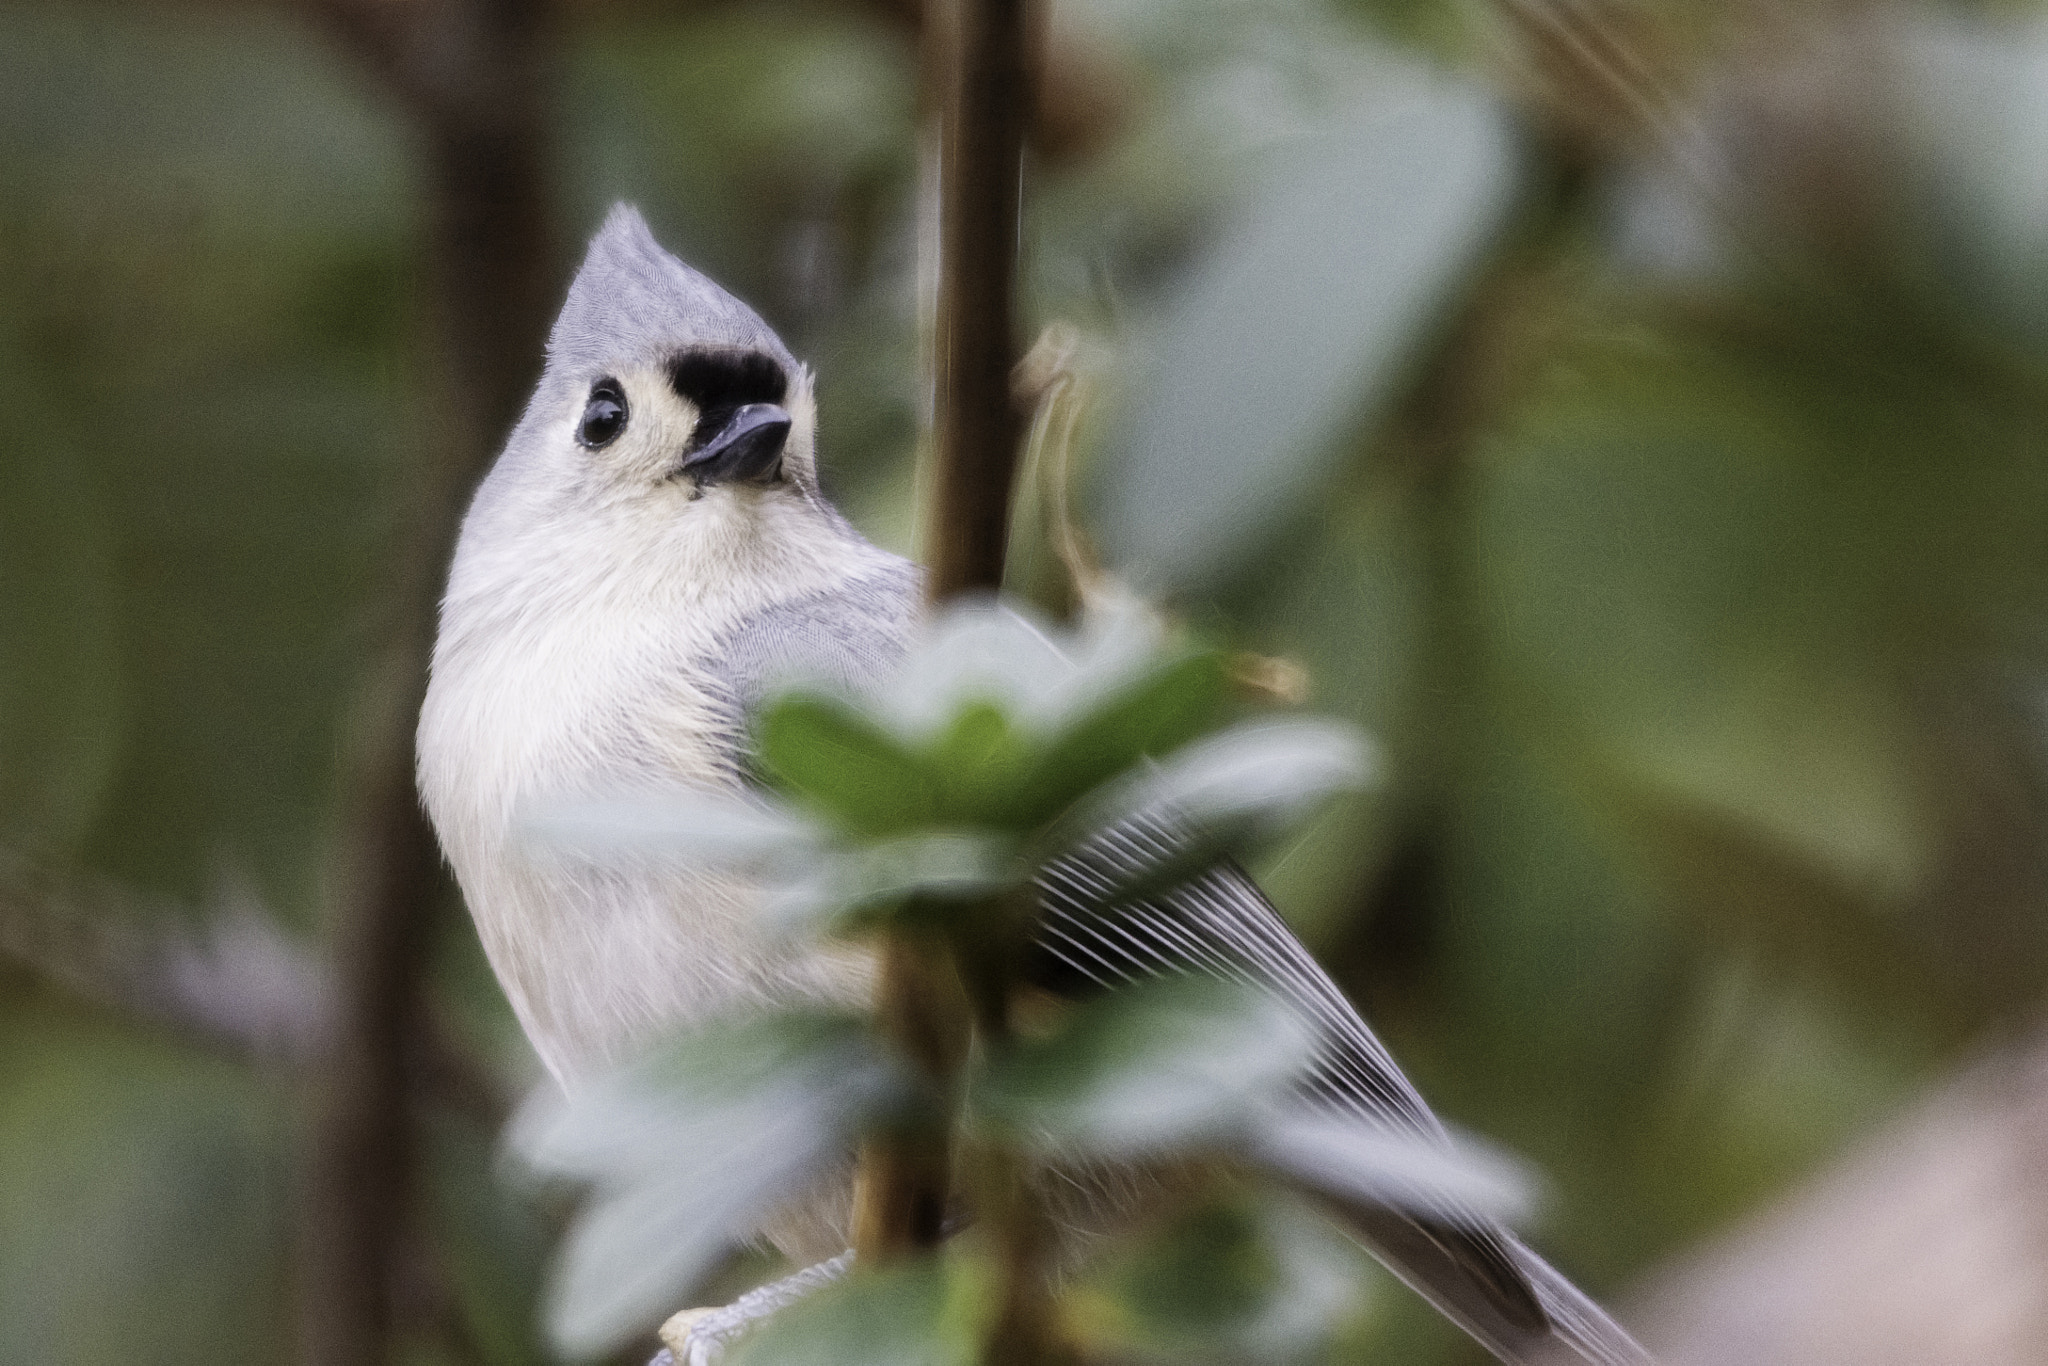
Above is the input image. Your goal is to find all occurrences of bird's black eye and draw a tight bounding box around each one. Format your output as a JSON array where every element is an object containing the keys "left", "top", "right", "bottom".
[{"left": 576, "top": 379, "right": 628, "bottom": 449}]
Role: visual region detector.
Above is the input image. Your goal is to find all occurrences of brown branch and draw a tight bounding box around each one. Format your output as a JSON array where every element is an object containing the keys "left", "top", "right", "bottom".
[
  {"left": 924, "top": 0, "right": 1035, "bottom": 601},
  {"left": 851, "top": 0, "right": 1037, "bottom": 1291},
  {"left": 294, "top": 0, "right": 559, "bottom": 1362},
  {"left": 852, "top": 940, "right": 968, "bottom": 1261}
]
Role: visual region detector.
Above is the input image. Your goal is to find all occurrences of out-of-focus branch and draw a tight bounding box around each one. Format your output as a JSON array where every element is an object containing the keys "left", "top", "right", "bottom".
[
  {"left": 851, "top": 0, "right": 1037, "bottom": 1291},
  {"left": 0, "top": 849, "right": 330, "bottom": 1059},
  {"left": 295, "top": 0, "right": 558, "bottom": 1363},
  {"left": 1595, "top": 1025, "right": 2048, "bottom": 1365},
  {"left": 0, "top": 850, "right": 510, "bottom": 1130},
  {"left": 853, "top": 0, "right": 1120, "bottom": 164},
  {"left": 924, "top": 0, "right": 1034, "bottom": 601}
]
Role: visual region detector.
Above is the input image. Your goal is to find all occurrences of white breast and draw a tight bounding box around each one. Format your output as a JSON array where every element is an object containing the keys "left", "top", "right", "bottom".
[{"left": 418, "top": 488, "right": 896, "bottom": 1085}]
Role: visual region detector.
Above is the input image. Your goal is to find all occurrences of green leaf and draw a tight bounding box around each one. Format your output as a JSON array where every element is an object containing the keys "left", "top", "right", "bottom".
[
  {"left": 758, "top": 693, "right": 940, "bottom": 836},
  {"left": 865, "top": 598, "right": 1177, "bottom": 745},
  {"left": 866, "top": 604, "right": 1076, "bottom": 739},
  {"left": 762, "top": 831, "right": 1025, "bottom": 937},
  {"left": 926, "top": 701, "right": 1037, "bottom": 826},
  {"left": 1015, "top": 651, "right": 1230, "bottom": 824},
  {"left": 1085, "top": 718, "right": 1376, "bottom": 843},
  {"left": 1076, "top": 1192, "right": 1373, "bottom": 1363},
  {"left": 1092, "top": 83, "right": 1520, "bottom": 592},
  {"left": 724, "top": 1254, "right": 991, "bottom": 1366},
  {"left": 509, "top": 1012, "right": 900, "bottom": 1357},
  {"left": 974, "top": 978, "right": 1315, "bottom": 1157}
]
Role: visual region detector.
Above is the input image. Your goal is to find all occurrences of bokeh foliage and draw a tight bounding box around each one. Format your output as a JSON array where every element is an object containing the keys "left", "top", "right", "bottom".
[{"left": 8, "top": 0, "right": 2048, "bottom": 1362}]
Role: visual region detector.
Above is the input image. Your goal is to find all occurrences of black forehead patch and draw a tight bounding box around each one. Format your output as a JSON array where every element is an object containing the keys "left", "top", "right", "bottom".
[
  {"left": 671, "top": 348, "right": 790, "bottom": 450},
  {"left": 679, "top": 348, "right": 790, "bottom": 417}
]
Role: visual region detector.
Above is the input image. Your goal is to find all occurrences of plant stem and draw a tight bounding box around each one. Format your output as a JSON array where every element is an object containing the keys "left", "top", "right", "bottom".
[
  {"left": 860, "top": 0, "right": 1039, "bottom": 1335},
  {"left": 853, "top": 937, "right": 964, "bottom": 1260},
  {"left": 855, "top": 0, "right": 1035, "bottom": 1279},
  {"left": 978, "top": 1142, "right": 1069, "bottom": 1366},
  {"left": 926, "top": 0, "right": 1034, "bottom": 601}
]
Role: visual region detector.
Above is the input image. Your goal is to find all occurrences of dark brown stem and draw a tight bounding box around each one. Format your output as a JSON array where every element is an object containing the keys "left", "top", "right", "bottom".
[
  {"left": 296, "top": 0, "right": 558, "bottom": 1363},
  {"left": 978, "top": 1143, "right": 1070, "bottom": 1366},
  {"left": 300, "top": 683, "right": 445, "bottom": 1366},
  {"left": 852, "top": 0, "right": 1036, "bottom": 1286},
  {"left": 925, "top": 0, "right": 1035, "bottom": 601},
  {"left": 853, "top": 938, "right": 965, "bottom": 1260}
]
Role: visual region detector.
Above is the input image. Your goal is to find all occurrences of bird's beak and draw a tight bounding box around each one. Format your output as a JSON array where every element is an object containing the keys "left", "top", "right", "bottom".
[{"left": 679, "top": 403, "right": 791, "bottom": 486}]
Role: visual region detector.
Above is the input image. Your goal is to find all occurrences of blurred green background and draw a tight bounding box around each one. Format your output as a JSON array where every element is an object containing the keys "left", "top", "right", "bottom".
[{"left": 8, "top": 0, "right": 2048, "bottom": 1361}]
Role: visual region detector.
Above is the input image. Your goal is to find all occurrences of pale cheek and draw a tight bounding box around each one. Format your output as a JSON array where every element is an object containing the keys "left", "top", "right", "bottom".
[
  {"left": 782, "top": 383, "right": 820, "bottom": 478},
  {"left": 604, "top": 397, "right": 698, "bottom": 484}
]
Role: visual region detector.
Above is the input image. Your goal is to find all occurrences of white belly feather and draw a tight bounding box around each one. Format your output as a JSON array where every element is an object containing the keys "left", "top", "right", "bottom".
[{"left": 418, "top": 495, "right": 904, "bottom": 1085}]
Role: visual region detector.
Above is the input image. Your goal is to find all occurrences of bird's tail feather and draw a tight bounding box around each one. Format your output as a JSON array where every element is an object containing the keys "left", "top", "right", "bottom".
[
  {"left": 1510, "top": 1236, "right": 1655, "bottom": 1366},
  {"left": 1328, "top": 1204, "right": 1653, "bottom": 1365}
]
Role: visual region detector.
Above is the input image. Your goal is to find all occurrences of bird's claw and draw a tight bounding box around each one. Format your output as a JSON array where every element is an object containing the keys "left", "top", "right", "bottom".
[
  {"left": 657, "top": 1306, "right": 729, "bottom": 1366},
  {"left": 646, "top": 1251, "right": 855, "bottom": 1366}
]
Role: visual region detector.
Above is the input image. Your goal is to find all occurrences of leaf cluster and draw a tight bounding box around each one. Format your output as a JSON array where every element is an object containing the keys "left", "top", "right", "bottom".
[{"left": 517, "top": 603, "right": 1523, "bottom": 1362}]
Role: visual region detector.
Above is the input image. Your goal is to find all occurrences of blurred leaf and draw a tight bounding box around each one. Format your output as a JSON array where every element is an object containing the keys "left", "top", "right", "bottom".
[
  {"left": 865, "top": 604, "right": 1077, "bottom": 740},
  {"left": 866, "top": 597, "right": 1183, "bottom": 740},
  {"left": 1075, "top": 1192, "right": 1372, "bottom": 1363},
  {"left": 1476, "top": 349, "right": 1939, "bottom": 901},
  {"left": 1249, "top": 1110, "right": 1534, "bottom": 1225},
  {"left": 1092, "top": 81, "right": 1520, "bottom": 591},
  {"left": 510, "top": 1012, "right": 900, "bottom": 1357},
  {"left": 1016, "top": 651, "right": 1230, "bottom": 822},
  {"left": 724, "top": 1254, "right": 990, "bottom": 1366},
  {"left": 1077, "top": 719, "right": 1377, "bottom": 862},
  {"left": 975, "top": 977, "right": 1314, "bottom": 1156},
  {"left": 1897, "top": 16, "right": 2048, "bottom": 355},
  {"left": 1593, "top": 674, "right": 1930, "bottom": 902},
  {"left": 765, "top": 603, "right": 1227, "bottom": 837},
  {"left": 513, "top": 1012, "right": 880, "bottom": 1179},
  {"left": 928, "top": 702, "right": 1037, "bottom": 825},
  {"left": 758, "top": 694, "right": 939, "bottom": 837},
  {"left": 762, "top": 830, "right": 1024, "bottom": 937}
]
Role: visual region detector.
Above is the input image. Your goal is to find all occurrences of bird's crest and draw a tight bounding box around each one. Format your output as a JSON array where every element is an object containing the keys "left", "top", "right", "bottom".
[{"left": 546, "top": 204, "right": 796, "bottom": 383}]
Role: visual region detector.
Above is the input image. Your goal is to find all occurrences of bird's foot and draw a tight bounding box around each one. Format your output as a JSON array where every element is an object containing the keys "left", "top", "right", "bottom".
[{"left": 650, "top": 1251, "right": 854, "bottom": 1366}]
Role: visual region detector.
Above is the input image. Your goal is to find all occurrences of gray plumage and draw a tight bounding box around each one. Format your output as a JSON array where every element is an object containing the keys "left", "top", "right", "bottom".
[
  {"left": 417, "top": 205, "right": 1650, "bottom": 1366},
  {"left": 549, "top": 205, "right": 797, "bottom": 389}
]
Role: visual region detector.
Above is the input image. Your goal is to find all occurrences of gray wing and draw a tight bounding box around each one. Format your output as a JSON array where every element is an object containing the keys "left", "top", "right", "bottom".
[
  {"left": 1034, "top": 813, "right": 1652, "bottom": 1366},
  {"left": 696, "top": 560, "right": 922, "bottom": 777}
]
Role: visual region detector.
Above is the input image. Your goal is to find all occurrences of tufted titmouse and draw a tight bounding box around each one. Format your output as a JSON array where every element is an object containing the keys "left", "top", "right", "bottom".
[{"left": 416, "top": 205, "right": 1650, "bottom": 1365}]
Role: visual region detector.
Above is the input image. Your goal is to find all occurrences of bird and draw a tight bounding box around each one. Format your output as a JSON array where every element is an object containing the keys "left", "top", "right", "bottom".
[{"left": 416, "top": 204, "right": 1651, "bottom": 1366}]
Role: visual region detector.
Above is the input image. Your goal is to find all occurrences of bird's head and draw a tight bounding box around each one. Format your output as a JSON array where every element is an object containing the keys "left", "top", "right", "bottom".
[{"left": 472, "top": 205, "right": 832, "bottom": 544}]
